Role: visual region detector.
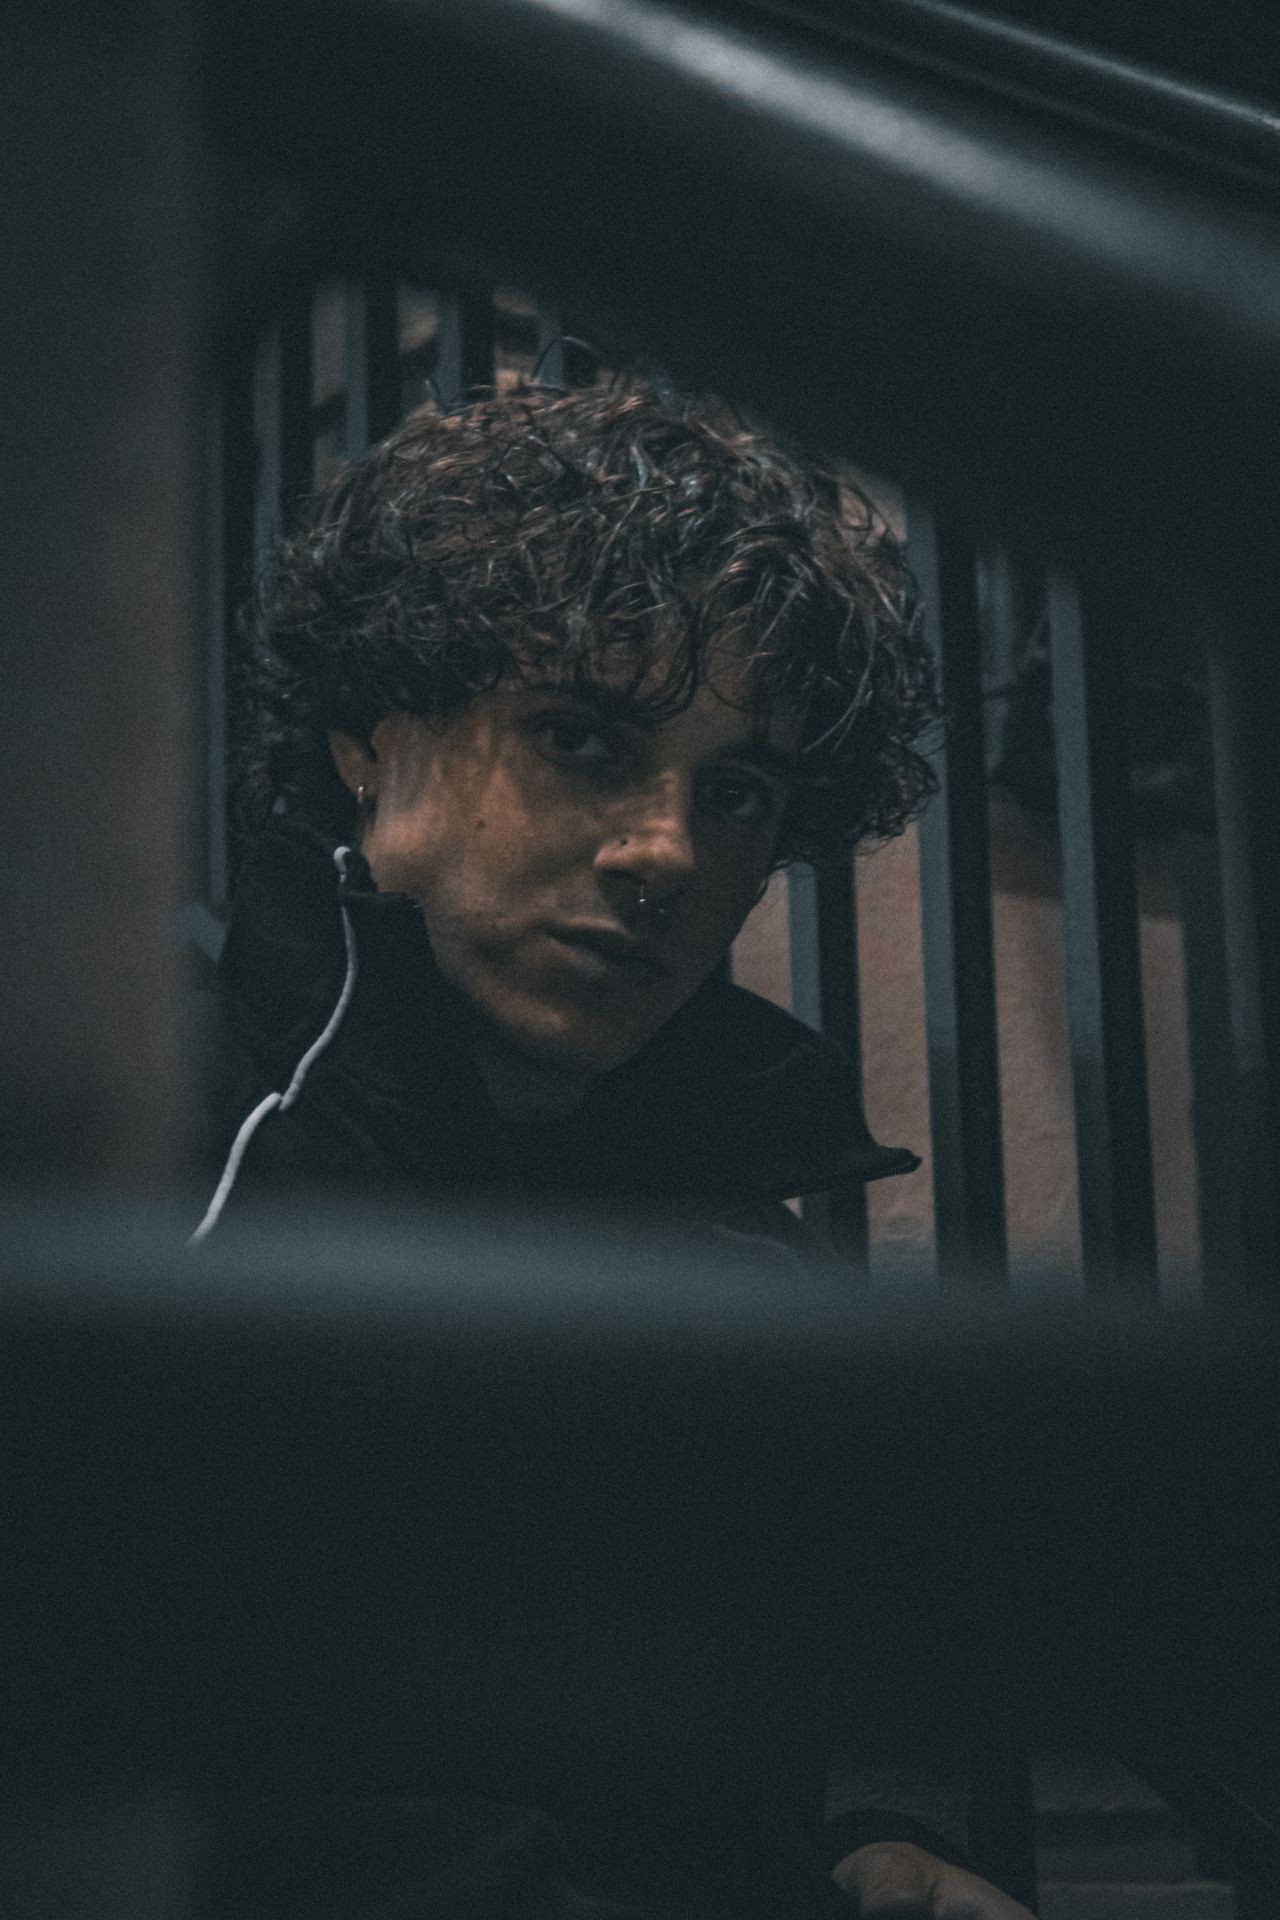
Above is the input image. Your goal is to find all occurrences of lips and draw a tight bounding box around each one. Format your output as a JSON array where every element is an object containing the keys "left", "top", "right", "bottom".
[{"left": 545, "top": 924, "right": 666, "bottom": 978}]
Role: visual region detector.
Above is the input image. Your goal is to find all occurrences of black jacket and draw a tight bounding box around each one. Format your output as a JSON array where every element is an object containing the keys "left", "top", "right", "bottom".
[
  {"left": 195, "top": 817, "right": 965, "bottom": 1920},
  {"left": 199, "top": 814, "right": 917, "bottom": 1250}
]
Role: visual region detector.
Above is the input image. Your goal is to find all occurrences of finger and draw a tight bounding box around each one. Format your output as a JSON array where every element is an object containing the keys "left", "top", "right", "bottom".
[
  {"left": 832, "top": 1842, "right": 934, "bottom": 1916},
  {"left": 931, "top": 1878, "right": 1034, "bottom": 1920}
]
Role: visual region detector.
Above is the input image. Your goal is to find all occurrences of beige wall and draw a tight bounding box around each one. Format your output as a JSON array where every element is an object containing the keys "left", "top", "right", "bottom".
[{"left": 731, "top": 794, "right": 1199, "bottom": 1293}]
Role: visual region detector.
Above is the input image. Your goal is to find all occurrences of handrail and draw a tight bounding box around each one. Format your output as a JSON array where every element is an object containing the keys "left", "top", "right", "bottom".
[
  {"left": 735, "top": 0, "right": 1280, "bottom": 190},
  {"left": 5, "top": 1205, "right": 1280, "bottom": 1798},
  {"left": 214, "top": 0, "right": 1280, "bottom": 556},
  {"left": 1082, "top": 1703, "right": 1280, "bottom": 1910}
]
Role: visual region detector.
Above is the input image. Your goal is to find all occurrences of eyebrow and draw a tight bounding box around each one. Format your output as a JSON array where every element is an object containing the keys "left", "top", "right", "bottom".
[
  {"left": 523, "top": 684, "right": 801, "bottom": 781},
  {"left": 709, "top": 740, "right": 802, "bottom": 782}
]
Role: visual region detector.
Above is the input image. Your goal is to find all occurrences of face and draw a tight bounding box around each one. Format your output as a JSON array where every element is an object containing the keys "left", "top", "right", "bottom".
[{"left": 330, "top": 649, "right": 802, "bottom": 1075}]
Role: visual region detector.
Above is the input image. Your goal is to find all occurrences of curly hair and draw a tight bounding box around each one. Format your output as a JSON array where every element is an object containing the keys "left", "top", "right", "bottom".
[{"left": 235, "top": 378, "right": 939, "bottom": 866}]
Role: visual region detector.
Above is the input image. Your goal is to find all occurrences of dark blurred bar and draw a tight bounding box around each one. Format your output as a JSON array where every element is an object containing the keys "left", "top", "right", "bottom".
[{"left": 0, "top": 0, "right": 199, "bottom": 1189}]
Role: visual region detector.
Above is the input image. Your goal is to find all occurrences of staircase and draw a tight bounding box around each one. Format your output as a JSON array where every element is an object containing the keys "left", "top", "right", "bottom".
[{"left": 1034, "top": 1752, "right": 1237, "bottom": 1919}]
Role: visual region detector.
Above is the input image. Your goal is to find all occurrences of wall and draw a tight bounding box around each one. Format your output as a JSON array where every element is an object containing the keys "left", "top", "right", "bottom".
[{"left": 733, "top": 792, "right": 1200, "bottom": 1291}]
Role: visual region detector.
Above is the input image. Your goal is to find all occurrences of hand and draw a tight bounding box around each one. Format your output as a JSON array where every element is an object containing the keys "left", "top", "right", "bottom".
[{"left": 831, "top": 1841, "right": 1035, "bottom": 1917}]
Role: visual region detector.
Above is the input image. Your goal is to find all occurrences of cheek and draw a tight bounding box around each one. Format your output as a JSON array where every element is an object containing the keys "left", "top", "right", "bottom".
[
  {"left": 702, "top": 852, "right": 773, "bottom": 932},
  {"left": 369, "top": 771, "right": 530, "bottom": 908},
  {"left": 404, "top": 813, "right": 569, "bottom": 944},
  {"left": 668, "top": 866, "right": 771, "bottom": 984},
  {"left": 364, "top": 810, "right": 448, "bottom": 900}
]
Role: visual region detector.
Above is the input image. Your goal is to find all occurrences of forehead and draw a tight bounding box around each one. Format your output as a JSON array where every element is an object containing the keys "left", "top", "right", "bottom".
[{"left": 511, "top": 627, "right": 802, "bottom": 743}]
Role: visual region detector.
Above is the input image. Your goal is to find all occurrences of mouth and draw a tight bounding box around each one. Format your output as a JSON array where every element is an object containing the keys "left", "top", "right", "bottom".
[{"left": 544, "top": 924, "right": 667, "bottom": 980}]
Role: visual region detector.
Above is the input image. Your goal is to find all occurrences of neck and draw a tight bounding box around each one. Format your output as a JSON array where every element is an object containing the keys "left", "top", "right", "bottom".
[{"left": 464, "top": 1022, "right": 595, "bottom": 1122}]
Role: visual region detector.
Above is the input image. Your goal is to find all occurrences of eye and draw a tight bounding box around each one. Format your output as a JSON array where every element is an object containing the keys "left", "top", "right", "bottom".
[
  {"left": 533, "top": 712, "right": 625, "bottom": 770},
  {"left": 700, "top": 770, "right": 777, "bottom": 825}
]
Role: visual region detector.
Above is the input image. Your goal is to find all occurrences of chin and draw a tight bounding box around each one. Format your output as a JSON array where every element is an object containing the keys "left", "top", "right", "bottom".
[
  {"left": 496, "top": 1001, "right": 662, "bottom": 1077},
  {"left": 513, "top": 1025, "right": 645, "bottom": 1077},
  {"left": 463, "top": 965, "right": 683, "bottom": 1077}
]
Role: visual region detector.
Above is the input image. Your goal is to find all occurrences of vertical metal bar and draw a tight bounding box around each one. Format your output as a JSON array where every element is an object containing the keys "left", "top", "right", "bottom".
[
  {"left": 199, "top": 345, "right": 255, "bottom": 921},
  {"left": 1174, "top": 831, "right": 1245, "bottom": 1295},
  {"left": 976, "top": 542, "right": 1045, "bottom": 777},
  {"left": 788, "top": 858, "right": 870, "bottom": 1265},
  {"left": 534, "top": 306, "right": 569, "bottom": 387},
  {"left": 976, "top": 544, "right": 1036, "bottom": 693},
  {"left": 1047, "top": 569, "right": 1158, "bottom": 1290},
  {"left": 344, "top": 275, "right": 402, "bottom": 455},
  {"left": 1204, "top": 628, "right": 1280, "bottom": 1293},
  {"left": 254, "top": 293, "right": 313, "bottom": 562},
  {"left": 786, "top": 865, "right": 824, "bottom": 1035},
  {"left": 436, "top": 288, "right": 495, "bottom": 406},
  {"left": 906, "top": 499, "right": 1008, "bottom": 1291},
  {"left": 198, "top": 389, "right": 230, "bottom": 926},
  {"left": 534, "top": 306, "right": 596, "bottom": 388}
]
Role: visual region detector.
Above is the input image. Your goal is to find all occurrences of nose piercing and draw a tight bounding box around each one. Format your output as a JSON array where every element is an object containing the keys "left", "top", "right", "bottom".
[
  {"left": 621, "top": 838, "right": 669, "bottom": 922},
  {"left": 636, "top": 883, "right": 671, "bottom": 924}
]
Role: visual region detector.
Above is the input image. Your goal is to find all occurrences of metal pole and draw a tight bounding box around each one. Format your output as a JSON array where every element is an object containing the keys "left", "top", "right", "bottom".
[
  {"left": 436, "top": 288, "right": 496, "bottom": 405},
  {"left": 1047, "top": 569, "right": 1158, "bottom": 1290},
  {"left": 344, "top": 276, "right": 402, "bottom": 454},
  {"left": 788, "top": 858, "right": 871, "bottom": 1266},
  {"left": 907, "top": 499, "right": 1008, "bottom": 1290}
]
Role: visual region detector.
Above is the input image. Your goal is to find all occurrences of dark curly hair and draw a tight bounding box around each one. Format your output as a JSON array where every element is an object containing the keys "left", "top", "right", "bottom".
[{"left": 235, "top": 378, "right": 939, "bottom": 865}]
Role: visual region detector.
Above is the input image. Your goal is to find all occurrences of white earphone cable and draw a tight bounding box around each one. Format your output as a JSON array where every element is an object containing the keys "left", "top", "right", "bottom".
[{"left": 189, "top": 847, "right": 360, "bottom": 1245}]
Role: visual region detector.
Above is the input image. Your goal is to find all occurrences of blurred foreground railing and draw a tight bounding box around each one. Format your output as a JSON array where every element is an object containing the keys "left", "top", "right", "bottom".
[{"left": 6, "top": 0, "right": 1280, "bottom": 1910}]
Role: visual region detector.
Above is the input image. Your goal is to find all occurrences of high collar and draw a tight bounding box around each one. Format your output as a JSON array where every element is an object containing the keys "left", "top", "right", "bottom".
[{"left": 217, "top": 813, "right": 917, "bottom": 1208}]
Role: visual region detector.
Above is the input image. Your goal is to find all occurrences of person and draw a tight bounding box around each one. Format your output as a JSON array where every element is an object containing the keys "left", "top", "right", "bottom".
[{"left": 196, "top": 379, "right": 1033, "bottom": 1919}]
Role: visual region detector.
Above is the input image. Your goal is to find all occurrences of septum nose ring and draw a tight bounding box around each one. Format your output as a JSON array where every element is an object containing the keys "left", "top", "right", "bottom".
[
  {"left": 636, "top": 883, "right": 671, "bottom": 923},
  {"left": 618, "top": 840, "right": 670, "bottom": 923}
]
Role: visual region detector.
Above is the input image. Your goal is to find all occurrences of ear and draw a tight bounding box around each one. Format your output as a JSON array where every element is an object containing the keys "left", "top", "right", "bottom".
[{"left": 328, "top": 730, "right": 377, "bottom": 797}]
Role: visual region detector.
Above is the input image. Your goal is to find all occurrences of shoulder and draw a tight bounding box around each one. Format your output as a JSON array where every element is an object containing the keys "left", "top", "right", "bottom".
[{"left": 588, "top": 975, "right": 919, "bottom": 1206}]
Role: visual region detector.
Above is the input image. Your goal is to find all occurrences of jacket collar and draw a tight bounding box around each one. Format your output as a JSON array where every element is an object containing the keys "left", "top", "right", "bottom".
[{"left": 219, "top": 814, "right": 917, "bottom": 1207}]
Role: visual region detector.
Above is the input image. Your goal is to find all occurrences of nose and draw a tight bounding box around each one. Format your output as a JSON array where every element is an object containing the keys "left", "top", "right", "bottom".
[{"left": 593, "top": 778, "right": 698, "bottom": 907}]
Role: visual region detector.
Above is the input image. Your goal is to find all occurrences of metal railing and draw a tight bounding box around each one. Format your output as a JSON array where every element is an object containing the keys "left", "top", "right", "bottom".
[
  {"left": 190, "top": 4, "right": 1280, "bottom": 1900},
  {"left": 199, "top": 263, "right": 1258, "bottom": 1301},
  {"left": 195, "top": 0, "right": 1280, "bottom": 1301},
  {"left": 6, "top": 0, "right": 1280, "bottom": 1910}
]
